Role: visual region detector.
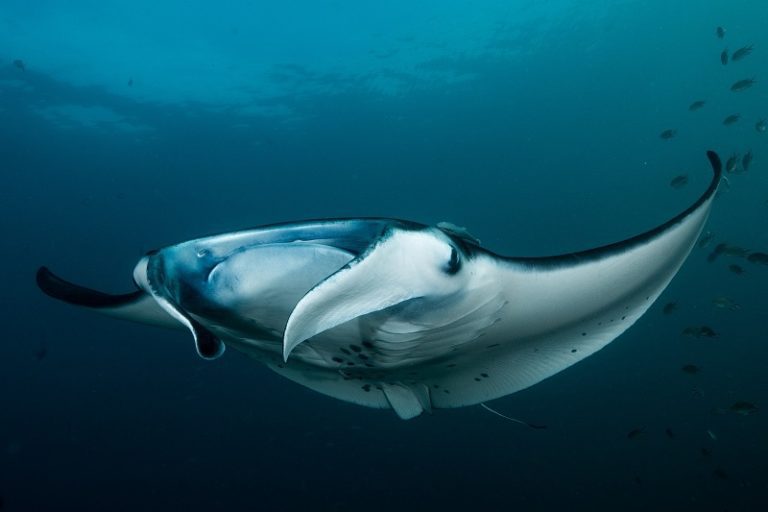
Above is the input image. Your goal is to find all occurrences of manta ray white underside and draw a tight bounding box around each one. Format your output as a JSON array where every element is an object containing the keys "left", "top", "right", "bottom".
[{"left": 37, "top": 152, "right": 722, "bottom": 419}]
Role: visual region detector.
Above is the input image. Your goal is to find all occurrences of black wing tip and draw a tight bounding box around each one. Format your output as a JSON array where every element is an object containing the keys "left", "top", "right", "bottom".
[
  {"left": 502, "top": 150, "right": 723, "bottom": 268},
  {"left": 706, "top": 150, "right": 722, "bottom": 176},
  {"left": 36, "top": 266, "right": 143, "bottom": 308},
  {"left": 36, "top": 266, "right": 69, "bottom": 300}
]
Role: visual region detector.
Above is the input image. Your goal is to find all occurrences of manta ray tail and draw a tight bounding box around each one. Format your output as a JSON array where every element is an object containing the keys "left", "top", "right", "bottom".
[{"left": 480, "top": 403, "right": 547, "bottom": 429}]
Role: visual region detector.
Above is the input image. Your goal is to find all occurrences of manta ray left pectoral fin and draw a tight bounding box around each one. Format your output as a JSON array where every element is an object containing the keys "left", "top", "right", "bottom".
[{"left": 36, "top": 266, "right": 178, "bottom": 328}]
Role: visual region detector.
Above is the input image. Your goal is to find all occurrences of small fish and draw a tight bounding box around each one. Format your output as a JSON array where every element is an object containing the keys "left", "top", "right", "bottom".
[
  {"left": 732, "top": 44, "right": 753, "bottom": 61},
  {"left": 731, "top": 78, "right": 756, "bottom": 92},
  {"left": 698, "top": 231, "right": 714, "bottom": 249},
  {"left": 707, "top": 429, "right": 718, "bottom": 441},
  {"left": 713, "top": 467, "right": 729, "bottom": 480},
  {"left": 128, "top": 78, "right": 133, "bottom": 87},
  {"left": 13, "top": 59, "right": 25, "bottom": 71},
  {"left": 712, "top": 296, "right": 740, "bottom": 310},
  {"left": 627, "top": 427, "right": 645, "bottom": 440},
  {"left": 757, "top": 119, "right": 767, "bottom": 133},
  {"left": 682, "top": 326, "right": 717, "bottom": 338},
  {"left": 665, "top": 427, "right": 677, "bottom": 440},
  {"left": 681, "top": 364, "right": 700, "bottom": 374},
  {"left": 719, "top": 244, "right": 750, "bottom": 258},
  {"left": 659, "top": 129, "right": 677, "bottom": 140},
  {"left": 729, "top": 401, "right": 758, "bottom": 416},
  {"left": 670, "top": 175, "right": 688, "bottom": 189},
  {"left": 707, "top": 243, "right": 727, "bottom": 262},
  {"left": 747, "top": 252, "right": 768, "bottom": 265},
  {"left": 722, "top": 114, "right": 740, "bottom": 125},
  {"left": 742, "top": 151, "right": 752, "bottom": 172},
  {"left": 725, "top": 154, "right": 739, "bottom": 173},
  {"left": 716, "top": 26, "right": 726, "bottom": 39},
  {"left": 720, "top": 49, "right": 729, "bottom": 65},
  {"left": 662, "top": 302, "right": 678, "bottom": 315},
  {"left": 35, "top": 345, "right": 48, "bottom": 361},
  {"left": 688, "top": 100, "right": 706, "bottom": 111},
  {"left": 728, "top": 264, "right": 744, "bottom": 274}
]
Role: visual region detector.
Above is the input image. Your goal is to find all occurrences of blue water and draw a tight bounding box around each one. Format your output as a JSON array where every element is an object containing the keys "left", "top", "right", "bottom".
[{"left": 1, "top": 1, "right": 767, "bottom": 510}]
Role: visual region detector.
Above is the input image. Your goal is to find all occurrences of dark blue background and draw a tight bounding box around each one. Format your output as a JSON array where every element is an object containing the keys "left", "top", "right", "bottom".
[{"left": 1, "top": 1, "right": 766, "bottom": 510}]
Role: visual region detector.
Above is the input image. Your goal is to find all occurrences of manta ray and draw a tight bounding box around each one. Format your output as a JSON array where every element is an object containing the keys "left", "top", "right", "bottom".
[{"left": 37, "top": 152, "right": 722, "bottom": 419}]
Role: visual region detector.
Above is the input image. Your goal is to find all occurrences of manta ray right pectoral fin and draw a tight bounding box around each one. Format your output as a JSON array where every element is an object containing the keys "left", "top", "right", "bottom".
[
  {"left": 37, "top": 266, "right": 223, "bottom": 359},
  {"left": 36, "top": 266, "right": 178, "bottom": 328},
  {"left": 427, "top": 151, "right": 723, "bottom": 410}
]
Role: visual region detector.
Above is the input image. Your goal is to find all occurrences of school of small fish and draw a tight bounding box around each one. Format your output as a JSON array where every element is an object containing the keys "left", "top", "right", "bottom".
[
  {"left": 650, "top": 26, "right": 763, "bottom": 486},
  {"left": 662, "top": 26, "right": 762, "bottom": 179}
]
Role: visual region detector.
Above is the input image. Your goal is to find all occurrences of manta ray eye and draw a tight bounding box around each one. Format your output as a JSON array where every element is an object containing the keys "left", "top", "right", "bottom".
[{"left": 445, "top": 246, "right": 461, "bottom": 275}]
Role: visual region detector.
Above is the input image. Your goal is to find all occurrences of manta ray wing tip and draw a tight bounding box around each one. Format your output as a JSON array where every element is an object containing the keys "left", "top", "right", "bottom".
[
  {"left": 706, "top": 150, "right": 722, "bottom": 173},
  {"left": 36, "top": 266, "right": 58, "bottom": 296}
]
